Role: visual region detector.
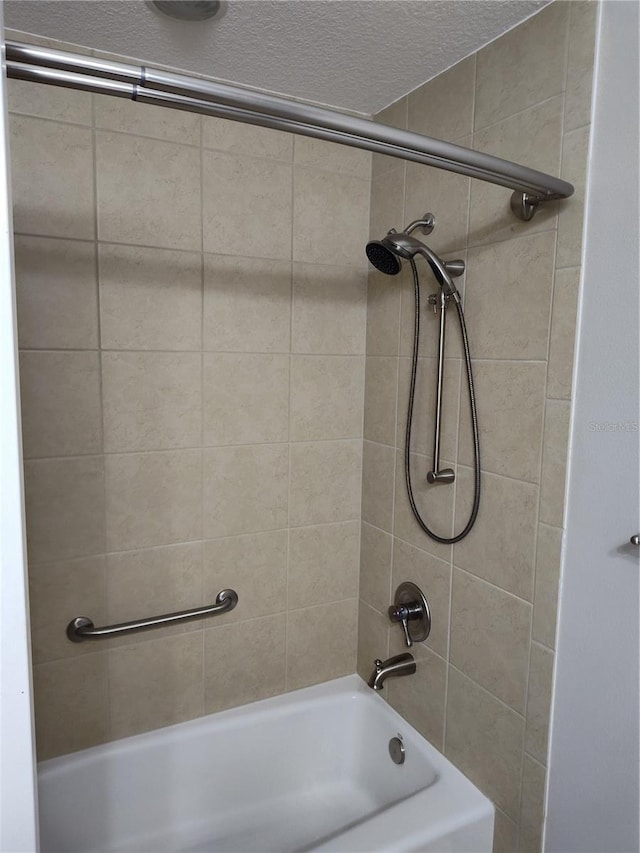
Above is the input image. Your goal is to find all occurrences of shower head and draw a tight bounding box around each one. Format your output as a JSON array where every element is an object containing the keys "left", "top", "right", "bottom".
[
  {"left": 365, "top": 230, "right": 463, "bottom": 300},
  {"left": 365, "top": 240, "right": 402, "bottom": 276}
]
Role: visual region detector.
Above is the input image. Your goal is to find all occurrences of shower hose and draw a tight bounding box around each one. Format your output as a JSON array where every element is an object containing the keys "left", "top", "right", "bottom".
[{"left": 405, "top": 259, "right": 481, "bottom": 543}]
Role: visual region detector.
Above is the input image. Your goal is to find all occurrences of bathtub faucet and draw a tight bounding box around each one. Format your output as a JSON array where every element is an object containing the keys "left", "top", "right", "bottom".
[{"left": 367, "top": 653, "right": 416, "bottom": 691}]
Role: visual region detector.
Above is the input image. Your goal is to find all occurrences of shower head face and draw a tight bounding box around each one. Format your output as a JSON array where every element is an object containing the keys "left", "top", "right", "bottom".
[{"left": 365, "top": 240, "right": 402, "bottom": 276}]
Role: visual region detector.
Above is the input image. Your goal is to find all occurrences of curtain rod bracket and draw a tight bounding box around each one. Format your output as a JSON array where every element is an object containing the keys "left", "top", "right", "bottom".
[{"left": 510, "top": 191, "right": 546, "bottom": 221}]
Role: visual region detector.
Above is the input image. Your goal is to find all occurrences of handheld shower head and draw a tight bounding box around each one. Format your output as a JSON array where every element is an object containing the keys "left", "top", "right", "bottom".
[
  {"left": 365, "top": 240, "right": 402, "bottom": 276},
  {"left": 365, "top": 230, "right": 463, "bottom": 300}
]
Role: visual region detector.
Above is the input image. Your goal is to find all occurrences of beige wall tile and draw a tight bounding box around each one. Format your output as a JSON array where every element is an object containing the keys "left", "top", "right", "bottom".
[
  {"left": 204, "top": 614, "right": 286, "bottom": 713},
  {"left": 525, "top": 642, "right": 554, "bottom": 764},
  {"left": 519, "top": 755, "right": 546, "bottom": 852},
  {"left": 102, "top": 352, "right": 202, "bottom": 452},
  {"left": 292, "top": 263, "right": 367, "bottom": 354},
  {"left": 451, "top": 569, "right": 532, "bottom": 713},
  {"left": 557, "top": 125, "right": 590, "bottom": 269},
  {"left": 34, "top": 653, "right": 108, "bottom": 760},
  {"left": 404, "top": 157, "right": 471, "bottom": 256},
  {"left": 14, "top": 236, "right": 98, "bottom": 350},
  {"left": 548, "top": 267, "right": 580, "bottom": 399},
  {"left": 25, "top": 456, "right": 105, "bottom": 563},
  {"left": 364, "top": 356, "right": 398, "bottom": 446},
  {"left": 474, "top": 2, "right": 569, "bottom": 130},
  {"left": 95, "top": 94, "right": 201, "bottom": 144},
  {"left": 493, "top": 809, "right": 518, "bottom": 853},
  {"left": 392, "top": 538, "right": 451, "bottom": 659},
  {"left": 394, "top": 449, "right": 455, "bottom": 562},
  {"left": 376, "top": 97, "right": 407, "bottom": 129},
  {"left": 203, "top": 530, "right": 287, "bottom": 625},
  {"left": 203, "top": 150, "right": 292, "bottom": 259},
  {"left": 359, "top": 522, "right": 392, "bottom": 614},
  {"left": 99, "top": 244, "right": 202, "bottom": 351},
  {"left": 470, "top": 97, "right": 563, "bottom": 246},
  {"left": 108, "top": 633, "right": 203, "bottom": 739},
  {"left": 539, "top": 400, "right": 570, "bottom": 526},
  {"left": 204, "top": 255, "right": 291, "bottom": 353},
  {"left": 369, "top": 161, "right": 405, "bottom": 242},
  {"left": 204, "top": 353, "right": 290, "bottom": 445},
  {"left": 361, "top": 440, "right": 395, "bottom": 532},
  {"left": 565, "top": 0, "right": 598, "bottom": 132},
  {"left": 294, "top": 136, "right": 370, "bottom": 178},
  {"left": 286, "top": 599, "right": 357, "bottom": 690},
  {"left": 533, "top": 523, "right": 562, "bottom": 648},
  {"left": 290, "top": 440, "right": 361, "bottom": 527},
  {"left": 105, "top": 449, "right": 201, "bottom": 550},
  {"left": 290, "top": 355, "right": 364, "bottom": 441},
  {"left": 10, "top": 116, "right": 94, "bottom": 239},
  {"left": 458, "top": 361, "right": 546, "bottom": 482},
  {"left": 397, "top": 357, "right": 461, "bottom": 461},
  {"left": 203, "top": 444, "right": 288, "bottom": 537},
  {"left": 408, "top": 56, "right": 476, "bottom": 142},
  {"left": 372, "top": 97, "right": 407, "bottom": 179},
  {"left": 387, "top": 645, "right": 447, "bottom": 750},
  {"left": 28, "top": 556, "right": 106, "bottom": 664},
  {"left": 20, "top": 351, "right": 102, "bottom": 458},
  {"left": 445, "top": 667, "right": 525, "bottom": 819},
  {"left": 97, "top": 131, "right": 201, "bottom": 250},
  {"left": 289, "top": 521, "right": 359, "bottom": 608},
  {"left": 366, "top": 270, "right": 401, "bottom": 356},
  {"left": 357, "top": 600, "right": 389, "bottom": 680},
  {"left": 454, "top": 468, "right": 537, "bottom": 601},
  {"left": 106, "top": 543, "right": 203, "bottom": 643},
  {"left": 293, "top": 168, "right": 370, "bottom": 267},
  {"left": 8, "top": 78, "right": 92, "bottom": 124},
  {"left": 204, "top": 117, "right": 293, "bottom": 162},
  {"left": 464, "top": 231, "right": 556, "bottom": 360}
]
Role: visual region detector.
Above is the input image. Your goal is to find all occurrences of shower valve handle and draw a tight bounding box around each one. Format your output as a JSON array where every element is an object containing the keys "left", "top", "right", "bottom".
[
  {"left": 388, "top": 603, "right": 422, "bottom": 647},
  {"left": 388, "top": 582, "right": 432, "bottom": 648}
]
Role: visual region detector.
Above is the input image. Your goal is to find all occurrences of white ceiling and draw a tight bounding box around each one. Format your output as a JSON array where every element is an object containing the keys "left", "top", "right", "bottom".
[{"left": 5, "top": 0, "right": 550, "bottom": 115}]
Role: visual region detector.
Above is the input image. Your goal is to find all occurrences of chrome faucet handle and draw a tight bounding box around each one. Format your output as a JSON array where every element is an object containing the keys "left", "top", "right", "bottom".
[{"left": 389, "top": 582, "right": 431, "bottom": 648}]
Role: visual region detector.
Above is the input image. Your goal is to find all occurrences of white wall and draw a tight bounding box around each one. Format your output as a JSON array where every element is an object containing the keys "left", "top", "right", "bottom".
[
  {"left": 545, "top": 2, "right": 639, "bottom": 851},
  {"left": 0, "top": 30, "right": 39, "bottom": 853}
]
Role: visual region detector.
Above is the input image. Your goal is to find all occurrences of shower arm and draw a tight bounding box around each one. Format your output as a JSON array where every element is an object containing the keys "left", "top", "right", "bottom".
[{"left": 5, "top": 42, "right": 574, "bottom": 220}]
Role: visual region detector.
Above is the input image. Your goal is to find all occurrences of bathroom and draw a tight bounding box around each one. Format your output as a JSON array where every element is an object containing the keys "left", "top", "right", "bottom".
[{"left": 0, "top": 0, "right": 637, "bottom": 851}]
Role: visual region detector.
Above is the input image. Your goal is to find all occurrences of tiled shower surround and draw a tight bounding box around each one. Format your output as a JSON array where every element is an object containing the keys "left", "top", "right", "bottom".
[
  {"left": 10, "top": 2, "right": 596, "bottom": 851},
  {"left": 10, "top": 48, "right": 370, "bottom": 756},
  {"left": 358, "top": 3, "right": 597, "bottom": 851}
]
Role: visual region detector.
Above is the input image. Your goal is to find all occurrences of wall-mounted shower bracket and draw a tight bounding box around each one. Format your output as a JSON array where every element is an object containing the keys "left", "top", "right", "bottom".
[
  {"left": 510, "top": 191, "right": 545, "bottom": 221},
  {"left": 443, "top": 259, "right": 465, "bottom": 278}
]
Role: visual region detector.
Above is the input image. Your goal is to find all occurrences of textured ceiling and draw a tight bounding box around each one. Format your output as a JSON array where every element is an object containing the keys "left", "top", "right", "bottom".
[{"left": 5, "top": 0, "right": 550, "bottom": 115}]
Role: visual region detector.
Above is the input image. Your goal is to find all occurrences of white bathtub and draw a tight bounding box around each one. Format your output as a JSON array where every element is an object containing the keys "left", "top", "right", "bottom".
[{"left": 38, "top": 675, "right": 494, "bottom": 852}]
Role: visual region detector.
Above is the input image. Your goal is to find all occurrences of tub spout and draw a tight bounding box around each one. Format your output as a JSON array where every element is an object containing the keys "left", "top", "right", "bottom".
[{"left": 367, "top": 653, "right": 416, "bottom": 691}]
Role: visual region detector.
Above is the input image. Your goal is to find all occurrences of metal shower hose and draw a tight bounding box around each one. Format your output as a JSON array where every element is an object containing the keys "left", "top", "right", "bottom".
[{"left": 405, "top": 259, "right": 481, "bottom": 543}]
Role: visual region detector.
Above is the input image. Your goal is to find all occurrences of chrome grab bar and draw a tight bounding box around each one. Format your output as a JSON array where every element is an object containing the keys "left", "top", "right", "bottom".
[{"left": 66, "top": 589, "right": 238, "bottom": 643}]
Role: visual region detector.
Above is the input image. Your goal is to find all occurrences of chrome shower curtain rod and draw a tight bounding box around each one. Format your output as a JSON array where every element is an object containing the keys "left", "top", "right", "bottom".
[{"left": 5, "top": 41, "right": 573, "bottom": 220}]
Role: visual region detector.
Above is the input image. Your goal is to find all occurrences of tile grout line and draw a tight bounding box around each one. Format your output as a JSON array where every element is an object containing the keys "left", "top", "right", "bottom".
[
  {"left": 284, "top": 139, "right": 296, "bottom": 693},
  {"left": 199, "top": 112, "right": 207, "bottom": 716},
  {"left": 89, "top": 88, "right": 113, "bottom": 743},
  {"left": 444, "top": 49, "right": 478, "bottom": 756}
]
